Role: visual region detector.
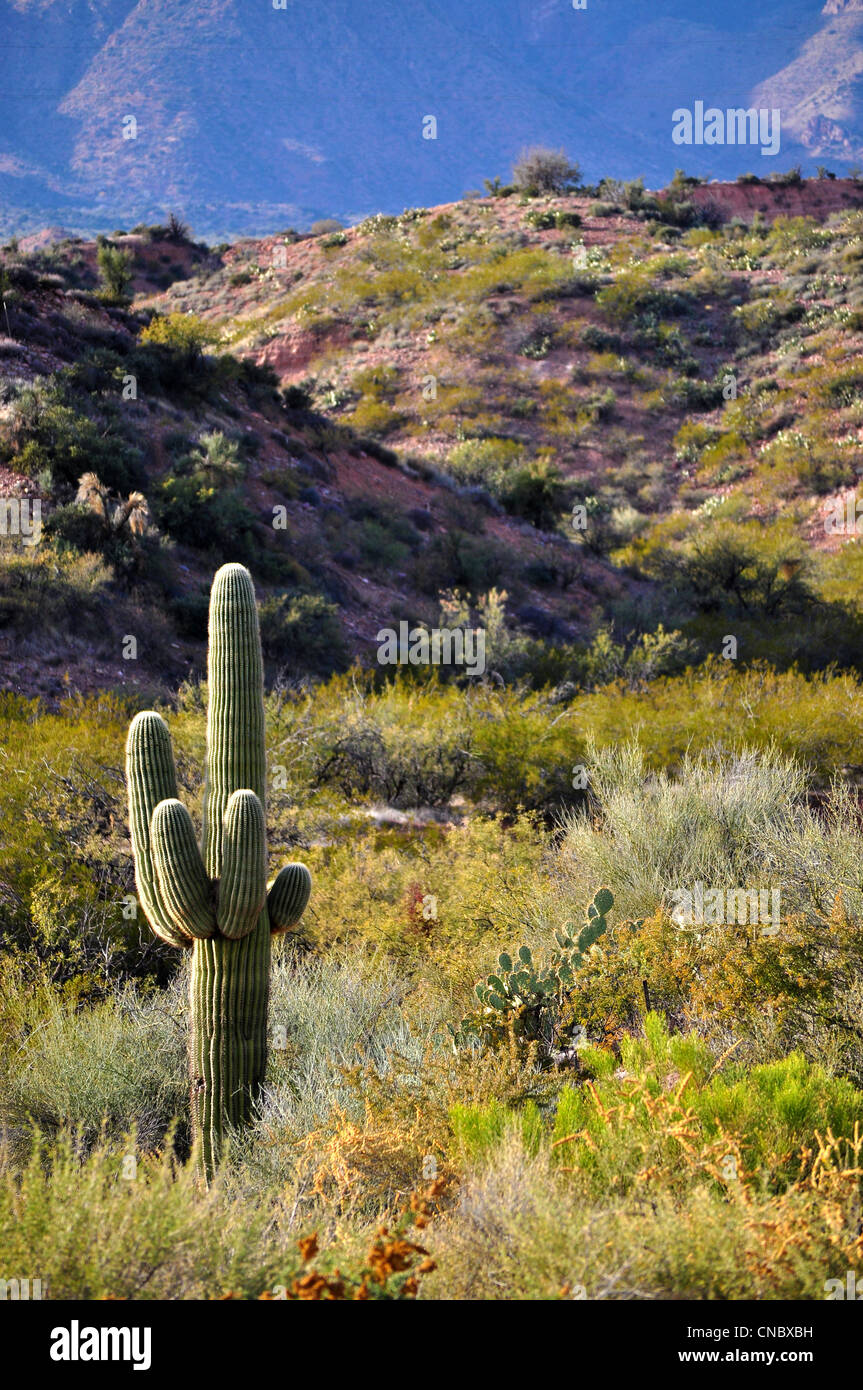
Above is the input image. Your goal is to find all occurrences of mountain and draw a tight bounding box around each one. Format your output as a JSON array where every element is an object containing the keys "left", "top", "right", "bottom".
[
  {"left": 753, "top": 0, "right": 863, "bottom": 160},
  {"left": 1, "top": 0, "right": 859, "bottom": 239}
]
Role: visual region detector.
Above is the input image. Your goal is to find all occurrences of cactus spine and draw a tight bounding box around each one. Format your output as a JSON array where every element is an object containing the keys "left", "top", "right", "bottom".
[{"left": 126, "top": 564, "right": 311, "bottom": 1174}]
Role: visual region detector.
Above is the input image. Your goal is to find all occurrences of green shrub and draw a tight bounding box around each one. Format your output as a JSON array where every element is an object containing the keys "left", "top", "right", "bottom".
[
  {"left": 139, "top": 311, "right": 215, "bottom": 359},
  {"left": 501, "top": 458, "right": 567, "bottom": 528},
  {"left": 450, "top": 1100, "right": 543, "bottom": 1163},
  {"left": 0, "top": 545, "right": 111, "bottom": 632},
  {"left": 96, "top": 242, "right": 132, "bottom": 302},
  {"left": 258, "top": 591, "right": 349, "bottom": 675},
  {"left": 152, "top": 474, "right": 258, "bottom": 558},
  {"left": 412, "top": 532, "right": 509, "bottom": 595},
  {"left": 2, "top": 381, "right": 144, "bottom": 492}
]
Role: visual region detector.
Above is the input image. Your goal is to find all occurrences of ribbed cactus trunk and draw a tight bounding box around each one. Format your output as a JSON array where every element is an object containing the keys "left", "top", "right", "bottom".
[{"left": 126, "top": 564, "right": 311, "bottom": 1177}]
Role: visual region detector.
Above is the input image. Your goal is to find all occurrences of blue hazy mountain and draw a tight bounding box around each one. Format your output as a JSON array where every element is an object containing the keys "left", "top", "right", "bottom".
[{"left": 0, "top": 0, "right": 854, "bottom": 237}]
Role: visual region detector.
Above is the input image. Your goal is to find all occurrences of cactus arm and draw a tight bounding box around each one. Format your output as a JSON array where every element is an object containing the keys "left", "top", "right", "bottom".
[
  {"left": 150, "top": 799, "right": 216, "bottom": 940},
  {"left": 202, "top": 563, "right": 267, "bottom": 879},
  {"left": 125, "top": 710, "right": 189, "bottom": 948},
  {"left": 217, "top": 790, "right": 267, "bottom": 939},
  {"left": 267, "top": 862, "right": 312, "bottom": 934}
]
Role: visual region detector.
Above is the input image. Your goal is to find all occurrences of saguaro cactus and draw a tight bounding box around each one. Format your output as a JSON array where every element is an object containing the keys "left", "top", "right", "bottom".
[{"left": 126, "top": 563, "right": 311, "bottom": 1173}]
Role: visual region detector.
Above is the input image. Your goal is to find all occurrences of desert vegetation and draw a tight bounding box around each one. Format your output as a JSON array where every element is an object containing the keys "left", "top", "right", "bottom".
[{"left": 1, "top": 179, "right": 863, "bottom": 1302}]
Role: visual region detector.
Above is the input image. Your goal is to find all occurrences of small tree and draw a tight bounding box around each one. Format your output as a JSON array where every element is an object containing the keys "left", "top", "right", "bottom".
[
  {"left": 97, "top": 242, "right": 132, "bottom": 301},
  {"left": 512, "top": 146, "right": 580, "bottom": 196},
  {"left": 167, "top": 211, "right": 190, "bottom": 242}
]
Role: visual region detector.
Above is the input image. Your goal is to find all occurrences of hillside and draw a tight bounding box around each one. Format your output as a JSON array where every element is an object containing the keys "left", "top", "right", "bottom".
[{"left": 4, "top": 174, "right": 863, "bottom": 700}]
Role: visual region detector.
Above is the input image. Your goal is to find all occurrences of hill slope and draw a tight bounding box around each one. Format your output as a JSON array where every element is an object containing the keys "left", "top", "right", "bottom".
[{"left": 3, "top": 175, "right": 863, "bottom": 700}]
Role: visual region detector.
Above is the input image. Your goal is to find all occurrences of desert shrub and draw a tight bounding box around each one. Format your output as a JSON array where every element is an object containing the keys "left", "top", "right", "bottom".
[
  {"left": 258, "top": 592, "right": 349, "bottom": 676},
  {"left": 430, "top": 1082, "right": 863, "bottom": 1300},
  {"left": 501, "top": 458, "right": 568, "bottom": 528},
  {"left": 412, "top": 532, "right": 509, "bottom": 595},
  {"left": 43, "top": 502, "right": 107, "bottom": 555},
  {"left": 0, "top": 968, "right": 187, "bottom": 1150},
  {"left": 519, "top": 325, "right": 554, "bottom": 358},
  {"left": 624, "top": 513, "right": 813, "bottom": 619},
  {"left": 570, "top": 624, "right": 694, "bottom": 688},
  {"left": 769, "top": 166, "right": 803, "bottom": 187},
  {"left": 446, "top": 437, "right": 524, "bottom": 493},
  {"left": 169, "top": 590, "right": 210, "bottom": 640},
  {"left": 551, "top": 1015, "right": 862, "bottom": 1187},
  {"left": 152, "top": 473, "right": 258, "bottom": 558},
  {"left": 755, "top": 425, "right": 855, "bottom": 497},
  {"left": 139, "top": 311, "right": 215, "bottom": 359},
  {"left": 282, "top": 383, "right": 313, "bottom": 411},
  {"left": 450, "top": 1100, "right": 544, "bottom": 1163},
  {"left": 524, "top": 208, "right": 582, "bottom": 231},
  {"left": 348, "top": 398, "right": 402, "bottom": 435},
  {"left": 0, "top": 545, "right": 111, "bottom": 632},
  {"left": 240, "top": 951, "right": 427, "bottom": 1163},
  {"left": 733, "top": 291, "right": 804, "bottom": 348},
  {"left": 1, "top": 379, "right": 144, "bottom": 492},
  {"left": 597, "top": 266, "right": 692, "bottom": 323},
  {"left": 512, "top": 148, "right": 581, "bottom": 196},
  {"left": 559, "top": 740, "right": 807, "bottom": 925},
  {"left": 0, "top": 1133, "right": 267, "bottom": 1298}
]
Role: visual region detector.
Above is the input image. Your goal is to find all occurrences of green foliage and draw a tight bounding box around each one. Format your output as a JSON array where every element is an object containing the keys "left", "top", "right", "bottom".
[
  {"left": 412, "top": 530, "right": 510, "bottom": 596},
  {"left": 0, "top": 967, "right": 187, "bottom": 1150},
  {"left": 96, "top": 241, "right": 132, "bottom": 302},
  {"left": 258, "top": 591, "right": 349, "bottom": 675},
  {"left": 501, "top": 458, "right": 568, "bottom": 528},
  {"left": 597, "top": 263, "right": 693, "bottom": 324},
  {"left": 627, "top": 514, "right": 812, "bottom": 619},
  {"left": 550, "top": 1015, "right": 863, "bottom": 1189},
  {"left": 444, "top": 438, "right": 566, "bottom": 526},
  {"left": 153, "top": 472, "right": 257, "bottom": 559},
  {"left": 1, "top": 377, "right": 144, "bottom": 492},
  {"left": 450, "top": 1099, "right": 543, "bottom": 1162},
  {"left": 525, "top": 207, "right": 582, "bottom": 231},
  {"left": 0, "top": 544, "right": 111, "bottom": 632},
  {"left": 139, "top": 311, "right": 216, "bottom": 360}
]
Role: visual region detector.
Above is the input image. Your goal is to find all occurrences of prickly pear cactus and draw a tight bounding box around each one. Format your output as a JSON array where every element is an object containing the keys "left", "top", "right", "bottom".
[
  {"left": 451, "top": 888, "right": 616, "bottom": 1055},
  {"left": 126, "top": 563, "right": 311, "bottom": 1173}
]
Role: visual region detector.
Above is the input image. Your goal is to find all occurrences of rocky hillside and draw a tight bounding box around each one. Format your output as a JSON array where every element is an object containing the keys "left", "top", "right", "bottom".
[{"left": 3, "top": 173, "right": 863, "bottom": 700}]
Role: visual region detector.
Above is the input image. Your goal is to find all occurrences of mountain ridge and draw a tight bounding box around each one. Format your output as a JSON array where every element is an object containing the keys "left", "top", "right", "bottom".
[{"left": 2, "top": 0, "right": 858, "bottom": 239}]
